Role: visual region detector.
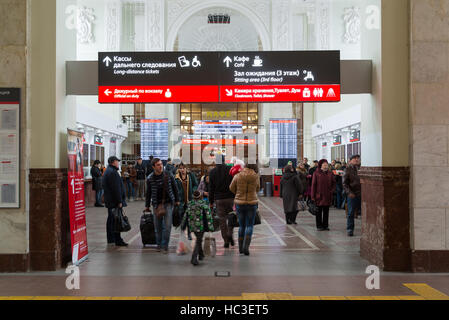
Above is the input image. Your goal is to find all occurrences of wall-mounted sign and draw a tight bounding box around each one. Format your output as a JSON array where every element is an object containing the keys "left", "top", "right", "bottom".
[
  {"left": 194, "top": 120, "right": 243, "bottom": 135},
  {"left": 322, "top": 142, "right": 328, "bottom": 147},
  {"left": 98, "top": 51, "right": 340, "bottom": 104},
  {"left": 202, "top": 104, "right": 237, "bottom": 120},
  {"left": 333, "top": 135, "right": 342, "bottom": 146},
  {"left": 141, "top": 119, "right": 169, "bottom": 160},
  {"left": 350, "top": 130, "right": 360, "bottom": 142},
  {"left": 270, "top": 119, "right": 297, "bottom": 159},
  {"left": 182, "top": 137, "right": 256, "bottom": 145},
  {"left": 0, "top": 88, "right": 20, "bottom": 208},
  {"left": 94, "top": 135, "right": 103, "bottom": 145}
]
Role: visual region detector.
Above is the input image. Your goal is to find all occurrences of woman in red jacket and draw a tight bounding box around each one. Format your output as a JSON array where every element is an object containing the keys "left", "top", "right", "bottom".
[{"left": 311, "top": 159, "right": 336, "bottom": 231}]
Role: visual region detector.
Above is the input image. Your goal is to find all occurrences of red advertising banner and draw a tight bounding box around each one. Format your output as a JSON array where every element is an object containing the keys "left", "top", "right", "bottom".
[
  {"left": 67, "top": 129, "right": 89, "bottom": 265},
  {"left": 220, "top": 85, "right": 340, "bottom": 103}
]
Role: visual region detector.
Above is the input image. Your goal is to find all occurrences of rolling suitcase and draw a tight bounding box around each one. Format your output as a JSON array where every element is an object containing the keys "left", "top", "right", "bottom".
[{"left": 140, "top": 212, "right": 157, "bottom": 247}]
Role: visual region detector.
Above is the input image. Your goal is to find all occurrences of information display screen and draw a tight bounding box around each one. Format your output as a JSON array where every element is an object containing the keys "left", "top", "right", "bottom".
[
  {"left": 269, "top": 119, "right": 297, "bottom": 159},
  {"left": 141, "top": 119, "right": 169, "bottom": 160},
  {"left": 0, "top": 88, "right": 20, "bottom": 208},
  {"left": 194, "top": 120, "right": 243, "bottom": 135},
  {"left": 99, "top": 51, "right": 340, "bottom": 104}
]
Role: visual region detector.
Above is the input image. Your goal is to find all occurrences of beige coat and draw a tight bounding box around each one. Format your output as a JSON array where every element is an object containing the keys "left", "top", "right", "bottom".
[{"left": 229, "top": 168, "right": 260, "bottom": 205}]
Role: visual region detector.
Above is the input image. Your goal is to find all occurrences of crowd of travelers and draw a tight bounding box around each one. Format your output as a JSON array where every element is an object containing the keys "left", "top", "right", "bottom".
[
  {"left": 280, "top": 156, "right": 362, "bottom": 237},
  {"left": 94, "top": 152, "right": 361, "bottom": 266}
]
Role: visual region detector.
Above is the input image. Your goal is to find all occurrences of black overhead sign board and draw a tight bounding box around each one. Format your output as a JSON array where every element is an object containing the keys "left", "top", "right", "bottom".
[{"left": 98, "top": 51, "right": 341, "bottom": 104}]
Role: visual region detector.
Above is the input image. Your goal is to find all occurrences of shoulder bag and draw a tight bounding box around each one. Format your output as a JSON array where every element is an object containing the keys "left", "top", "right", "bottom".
[{"left": 154, "top": 173, "right": 168, "bottom": 219}]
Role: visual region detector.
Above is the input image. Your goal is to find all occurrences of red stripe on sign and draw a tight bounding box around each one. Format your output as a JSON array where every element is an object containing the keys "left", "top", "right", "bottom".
[
  {"left": 220, "top": 85, "right": 341, "bottom": 103},
  {"left": 99, "top": 86, "right": 219, "bottom": 103},
  {"left": 0, "top": 102, "right": 19, "bottom": 104}
]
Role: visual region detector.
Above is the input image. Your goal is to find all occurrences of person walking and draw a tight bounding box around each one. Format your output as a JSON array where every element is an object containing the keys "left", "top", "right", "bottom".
[
  {"left": 122, "top": 163, "right": 136, "bottom": 202},
  {"left": 302, "top": 158, "right": 310, "bottom": 172},
  {"left": 334, "top": 163, "right": 344, "bottom": 209},
  {"left": 102, "top": 156, "right": 128, "bottom": 247},
  {"left": 174, "top": 163, "right": 199, "bottom": 238},
  {"left": 198, "top": 170, "right": 210, "bottom": 202},
  {"left": 311, "top": 159, "right": 336, "bottom": 231},
  {"left": 296, "top": 163, "right": 308, "bottom": 210},
  {"left": 145, "top": 158, "right": 180, "bottom": 253},
  {"left": 165, "top": 158, "right": 176, "bottom": 176},
  {"left": 183, "top": 190, "right": 214, "bottom": 266},
  {"left": 280, "top": 165, "right": 304, "bottom": 224},
  {"left": 343, "top": 155, "right": 361, "bottom": 237},
  {"left": 91, "top": 160, "right": 104, "bottom": 207},
  {"left": 146, "top": 155, "right": 154, "bottom": 178},
  {"left": 135, "top": 158, "right": 146, "bottom": 201},
  {"left": 209, "top": 154, "right": 236, "bottom": 248},
  {"left": 229, "top": 163, "right": 260, "bottom": 256}
]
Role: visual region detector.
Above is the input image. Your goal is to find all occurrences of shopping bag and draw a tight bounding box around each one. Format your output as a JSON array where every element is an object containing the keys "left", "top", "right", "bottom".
[
  {"left": 176, "top": 229, "right": 192, "bottom": 255},
  {"left": 203, "top": 233, "right": 216, "bottom": 258}
]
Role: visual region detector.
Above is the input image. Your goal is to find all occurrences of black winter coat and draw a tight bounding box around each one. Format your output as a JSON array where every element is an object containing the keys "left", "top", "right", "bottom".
[
  {"left": 135, "top": 163, "right": 146, "bottom": 180},
  {"left": 209, "top": 164, "right": 235, "bottom": 204},
  {"left": 102, "top": 165, "right": 126, "bottom": 209},
  {"left": 91, "top": 166, "right": 103, "bottom": 191},
  {"left": 280, "top": 172, "right": 303, "bottom": 213}
]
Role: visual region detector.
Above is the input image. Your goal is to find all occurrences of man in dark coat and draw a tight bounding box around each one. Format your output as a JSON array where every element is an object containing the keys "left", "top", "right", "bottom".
[
  {"left": 102, "top": 156, "right": 128, "bottom": 246},
  {"left": 280, "top": 165, "right": 304, "bottom": 224},
  {"left": 145, "top": 158, "right": 180, "bottom": 253},
  {"left": 209, "top": 154, "right": 236, "bottom": 248},
  {"left": 91, "top": 160, "right": 104, "bottom": 207},
  {"left": 343, "top": 155, "right": 361, "bottom": 237},
  {"left": 135, "top": 158, "right": 146, "bottom": 201}
]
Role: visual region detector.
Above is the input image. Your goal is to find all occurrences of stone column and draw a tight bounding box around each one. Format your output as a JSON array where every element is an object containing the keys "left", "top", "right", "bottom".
[
  {"left": 26, "top": 0, "right": 74, "bottom": 271},
  {"left": 29, "top": 170, "right": 71, "bottom": 271},
  {"left": 409, "top": 0, "right": 449, "bottom": 272},
  {"left": 359, "top": 167, "right": 411, "bottom": 271},
  {"left": 0, "top": 0, "right": 29, "bottom": 272},
  {"left": 359, "top": 0, "right": 411, "bottom": 271}
]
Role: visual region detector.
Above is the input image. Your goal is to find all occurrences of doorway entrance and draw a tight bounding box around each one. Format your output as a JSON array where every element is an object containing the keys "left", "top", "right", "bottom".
[{"left": 179, "top": 103, "right": 259, "bottom": 176}]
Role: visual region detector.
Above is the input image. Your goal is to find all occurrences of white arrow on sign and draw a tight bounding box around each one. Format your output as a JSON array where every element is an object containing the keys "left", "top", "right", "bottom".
[
  {"left": 224, "top": 56, "right": 232, "bottom": 68},
  {"left": 103, "top": 56, "right": 112, "bottom": 67},
  {"left": 225, "top": 89, "right": 233, "bottom": 97},
  {"left": 104, "top": 89, "right": 112, "bottom": 96}
]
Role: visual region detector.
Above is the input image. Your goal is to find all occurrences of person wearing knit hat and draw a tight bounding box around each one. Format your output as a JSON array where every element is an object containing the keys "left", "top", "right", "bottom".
[
  {"left": 193, "top": 190, "right": 202, "bottom": 200},
  {"left": 182, "top": 189, "right": 215, "bottom": 266},
  {"left": 311, "top": 159, "right": 336, "bottom": 231}
]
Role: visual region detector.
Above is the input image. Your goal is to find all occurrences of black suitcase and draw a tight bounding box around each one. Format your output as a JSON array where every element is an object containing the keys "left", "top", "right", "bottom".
[{"left": 140, "top": 212, "right": 157, "bottom": 246}]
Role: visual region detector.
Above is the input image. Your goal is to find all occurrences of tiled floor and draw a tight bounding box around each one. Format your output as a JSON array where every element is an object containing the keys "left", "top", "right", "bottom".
[{"left": 0, "top": 197, "right": 448, "bottom": 298}]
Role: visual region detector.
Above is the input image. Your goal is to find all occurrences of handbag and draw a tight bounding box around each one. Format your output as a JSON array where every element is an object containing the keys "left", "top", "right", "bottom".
[
  {"left": 307, "top": 200, "right": 319, "bottom": 216},
  {"left": 212, "top": 207, "right": 220, "bottom": 232},
  {"left": 254, "top": 209, "right": 262, "bottom": 226},
  {"left": 113, "top": 207, "right": 131, "bottom": 233},
  {"left": 172, "top": 204, "right": 181, "bottom": 228},
  {"left": 227, "top": 211, "right": 239, "bottom": 228},
  {"left": 154, "top": 174, "right": 168, "bottom": 219}
]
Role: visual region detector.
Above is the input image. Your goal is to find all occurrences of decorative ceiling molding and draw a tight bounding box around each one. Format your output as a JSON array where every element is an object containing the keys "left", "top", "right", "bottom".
[
  {"left": 146, "top": 0, "right": 165, "bottom": 50},
  {"left": 272, "top": 0, "right": 291, "bottom": 50},
  {"left": 77, "top": 6, "right": 96, "bottom": 44},
  {"left": 343, "top": 6, "right": 361, "bottom": 44},
  {"left": 105, "top": 1, "right": 121, "bottom": 50}
]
